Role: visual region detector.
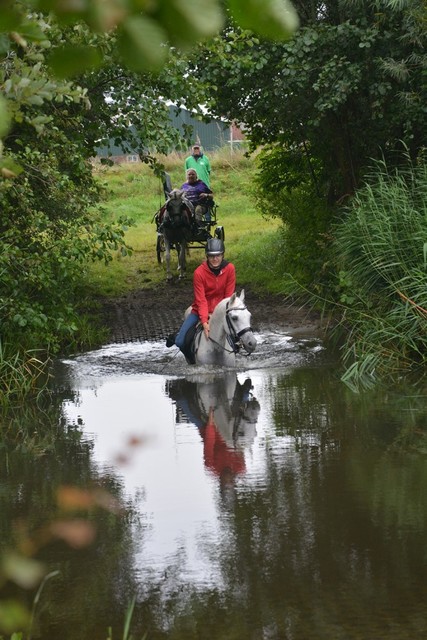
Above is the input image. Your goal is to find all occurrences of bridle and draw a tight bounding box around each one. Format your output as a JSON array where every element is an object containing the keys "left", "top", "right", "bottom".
[
  {"left": 166, "top": 199, "right": 190, "bottom": 223},
  {"left": 163, "top": 188, "right": 192, "bottom": 220},
  {"left": 208, "top": 302, "right": 253, "bottom": 354}
]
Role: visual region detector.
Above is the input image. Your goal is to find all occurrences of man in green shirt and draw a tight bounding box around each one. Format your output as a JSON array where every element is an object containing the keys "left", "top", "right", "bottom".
[{"left": 184, "top": 144, "right": 211, "bottom": 187}]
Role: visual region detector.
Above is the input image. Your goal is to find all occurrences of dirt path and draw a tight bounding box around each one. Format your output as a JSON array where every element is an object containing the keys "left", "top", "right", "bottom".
[{"left": 98, "top": 280, "right": 323, "bottom": 344}]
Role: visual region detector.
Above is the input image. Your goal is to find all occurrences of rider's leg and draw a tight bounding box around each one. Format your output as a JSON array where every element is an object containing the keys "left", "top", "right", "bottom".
[
  {"left": 195, "top": 204, "right": 208, "bottom": 224},
  {"left": 174, "top": 312, "right": 199, "bottom": 350}
]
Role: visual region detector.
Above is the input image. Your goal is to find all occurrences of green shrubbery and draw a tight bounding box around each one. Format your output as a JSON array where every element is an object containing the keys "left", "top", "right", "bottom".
[
  {"left": 0, "top": 152, "right": 134, "bottom": 401},
  {"left": 251, "top": 145, "right": 426, "bottom": 388},
  {"left": 334, "top": 158, "right": 427, "bottom": 389},
  {"left": 252, "top": 145, "right": 335, "bottom": 292}
]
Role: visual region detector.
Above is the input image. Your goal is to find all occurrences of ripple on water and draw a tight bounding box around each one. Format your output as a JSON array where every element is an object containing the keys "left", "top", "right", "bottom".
[{"left": 59, "top": 329, "right": 325, "bottom": 381}]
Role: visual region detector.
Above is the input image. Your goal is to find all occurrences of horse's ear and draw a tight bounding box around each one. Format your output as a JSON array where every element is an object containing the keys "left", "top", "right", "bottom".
[
  {"left": 229, "top": 292, "right": 237, "bottom": 305},
  {"left": 239, "top": 289, "right": 245, "bottom": 303}
]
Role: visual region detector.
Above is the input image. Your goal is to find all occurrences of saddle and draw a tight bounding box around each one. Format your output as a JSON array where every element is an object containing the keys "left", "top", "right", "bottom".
[
  {"left": 165, "top": 323, "right": 203, "bottom": 365},
  {"left": 181, "top": 323, "right": 203, "bottom": 365}
]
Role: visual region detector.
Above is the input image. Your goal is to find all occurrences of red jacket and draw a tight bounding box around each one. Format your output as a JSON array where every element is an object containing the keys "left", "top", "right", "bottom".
[
  {"left": 191, "top": 260, "right": 236, "bottom": 324},
  {"left": 203, "top": 421, "right": 245, "bottom": 477}
]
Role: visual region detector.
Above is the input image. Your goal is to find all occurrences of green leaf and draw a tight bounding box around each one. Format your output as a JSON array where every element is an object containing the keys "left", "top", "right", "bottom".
[
  {"left": 228, "top": 0, "right": 299, "bottom": 40},
  {"left": 47, "top": 45, "right": 103, "bottom": 78},
  {"left": 0, "top": 33, "right": 10, "bottom": 55},
  {"left": 0, "top": 600, "right": 30, "bottom": 635},
  {"left": 2, "top": 553, "right": 46, "bottom": 589},
  {"left": 0, "top": 6, "right": 22, "bottom": 31},
  {"left": 0, "top": 96, "right": 11, "bottom": 137},
  {"left": 117, "top": 16, "right": 168, "bottom": 72},
  {"left": 0, "top": 156, "right": 23, "bottom": 177},
  {"left": 166, "top": 0, "right": 224, "bottom": 42},
  {"left": 17, "top": 19, "right": 47, "bottom": 43}
]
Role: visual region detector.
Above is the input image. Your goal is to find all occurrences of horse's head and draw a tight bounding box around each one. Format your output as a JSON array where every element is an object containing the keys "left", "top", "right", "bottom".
[
  {"left": 225, "top": 290, "right": 257, "bottom": 354},
  {"left": 167, "top": 188, "right": 185, "bottom": 201},
  {"left": 165, "top": 189, "right": 192, "bottom": 221},
  {"left": 166, "top": 189, "right": 184, "bottom": 213}
]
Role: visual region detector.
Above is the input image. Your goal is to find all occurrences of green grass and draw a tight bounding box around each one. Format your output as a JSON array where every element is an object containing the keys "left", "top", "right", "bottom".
[
  {"left": 0, "top": 341, "right": 50, "bottom": 407},
  {"left": 88, "top": 149, "right": 282, "bottom": 297}
]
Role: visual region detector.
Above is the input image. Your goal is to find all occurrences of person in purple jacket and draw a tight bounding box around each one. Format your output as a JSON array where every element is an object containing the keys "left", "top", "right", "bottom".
[{"left": 180, "top": 169, "right": 213, "bottom": 224}]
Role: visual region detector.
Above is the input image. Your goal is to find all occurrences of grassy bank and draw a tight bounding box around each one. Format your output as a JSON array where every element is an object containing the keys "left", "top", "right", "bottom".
[{"left": 87, "top": 148, "right": 283, "bottom": 297}]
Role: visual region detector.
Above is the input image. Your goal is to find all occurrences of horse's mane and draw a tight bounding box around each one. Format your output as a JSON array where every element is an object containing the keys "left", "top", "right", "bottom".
[{"left": 212, "top": 291, "right": 244, "bottom": 317}]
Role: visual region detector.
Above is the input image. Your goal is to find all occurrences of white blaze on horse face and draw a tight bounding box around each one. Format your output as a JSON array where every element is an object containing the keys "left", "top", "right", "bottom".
[{"left": 236, "top": 311, "right": 257, "bottom": 354}]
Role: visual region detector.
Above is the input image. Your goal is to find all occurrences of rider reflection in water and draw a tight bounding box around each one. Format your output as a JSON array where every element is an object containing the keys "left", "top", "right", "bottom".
[
  {"left": 166, "top": 238, "right": 235, "bottom": 359},
  {"left": 166, "top": 376, "right": 259, "bottom": 494}
]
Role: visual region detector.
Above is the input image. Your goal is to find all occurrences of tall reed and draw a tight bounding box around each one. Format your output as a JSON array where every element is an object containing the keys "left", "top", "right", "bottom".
[
  {"left": 334, "top": 158, "right": 427, "bottom": 389},
  {"left": 0, "top": 341, "right": 50, "bottom": 406}
]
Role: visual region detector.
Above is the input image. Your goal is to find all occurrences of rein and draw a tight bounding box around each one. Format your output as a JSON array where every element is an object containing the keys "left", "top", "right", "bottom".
[{"left": 207, "top": 336, "right": 236, "bottom": 354}]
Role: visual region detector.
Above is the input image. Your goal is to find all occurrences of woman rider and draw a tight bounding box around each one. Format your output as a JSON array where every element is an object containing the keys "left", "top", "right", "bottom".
[{"left": 167, "top": 238, "right": 235, "bottom": 356}]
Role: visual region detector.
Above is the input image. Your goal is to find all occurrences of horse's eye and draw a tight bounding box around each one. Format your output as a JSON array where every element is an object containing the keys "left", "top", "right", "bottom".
[{"left": 231, "top": 314, "right": 238, "bottom": 322}]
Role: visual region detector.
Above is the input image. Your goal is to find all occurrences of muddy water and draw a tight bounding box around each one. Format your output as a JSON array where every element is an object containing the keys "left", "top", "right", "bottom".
[{"left": 2, "top": 330, "right": 427, "bottom": 640}]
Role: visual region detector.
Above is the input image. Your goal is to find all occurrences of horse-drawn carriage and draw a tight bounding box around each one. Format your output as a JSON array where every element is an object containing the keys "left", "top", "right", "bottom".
[{"left": 154, "top": 172, "right": 225, "bottom": 279}]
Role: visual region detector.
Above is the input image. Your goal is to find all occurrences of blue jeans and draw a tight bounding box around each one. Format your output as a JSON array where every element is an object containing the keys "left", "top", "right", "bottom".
[{"left": 175, "top": 312, "right": 199, "bottom": 350}]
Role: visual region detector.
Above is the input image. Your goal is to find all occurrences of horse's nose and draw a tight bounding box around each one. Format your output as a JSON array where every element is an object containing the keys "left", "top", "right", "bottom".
[{"left": 244, "top": 334, "right": 257, "bottom": 354}]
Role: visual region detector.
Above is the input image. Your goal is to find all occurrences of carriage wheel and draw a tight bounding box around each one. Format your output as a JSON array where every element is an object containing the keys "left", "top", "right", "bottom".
[
  {"left": 214, "top": 226, "right": 225, "bottom": 241},
  {"left": 156, "top": 234, "right": 165, "bottom": 263}
]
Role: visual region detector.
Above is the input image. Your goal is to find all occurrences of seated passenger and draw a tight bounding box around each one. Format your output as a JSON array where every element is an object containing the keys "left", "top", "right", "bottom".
[{"left": 180, "top": 169, "right": 213, "bottom": 224}]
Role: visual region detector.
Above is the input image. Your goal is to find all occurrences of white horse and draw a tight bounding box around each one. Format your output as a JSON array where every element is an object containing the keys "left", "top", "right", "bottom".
[
  {"left": 166, "top": 373, "right": 260, "bottom": 453},
  {"left": 195, "top": 373, "right": 260, "bottom": 449},
  {"left": 160, "top": 189, "right": 193, "bottom": 281},
  {"left": 191, "top": 290, "right": 257, "bottom": 366}
]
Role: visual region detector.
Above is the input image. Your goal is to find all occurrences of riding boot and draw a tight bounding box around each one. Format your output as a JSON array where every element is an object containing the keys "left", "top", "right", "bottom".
[{"left": 166, "top": 333, "right": 176, "bottom": 347}]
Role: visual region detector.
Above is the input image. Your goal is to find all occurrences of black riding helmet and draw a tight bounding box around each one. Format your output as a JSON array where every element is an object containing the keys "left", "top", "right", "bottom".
[{"left": 206, "top": 238, "right": 225, "bottom": 256}]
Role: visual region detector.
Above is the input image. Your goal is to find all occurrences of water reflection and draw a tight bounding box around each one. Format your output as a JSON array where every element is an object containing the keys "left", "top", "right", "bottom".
[
  {"left": 2, "top": 336, "right": 427, "bottom": 640},
  {"left": 166, "top": 374, "right": 260, "bottom": 491}
]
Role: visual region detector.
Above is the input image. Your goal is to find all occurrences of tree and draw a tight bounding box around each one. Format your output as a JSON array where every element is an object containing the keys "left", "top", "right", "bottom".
[
  {"left": 185, "top": 0, "right": 426, "bottom": 201},
  {"left": 0, "top": 0, "right": 298, "bottom": 148}
]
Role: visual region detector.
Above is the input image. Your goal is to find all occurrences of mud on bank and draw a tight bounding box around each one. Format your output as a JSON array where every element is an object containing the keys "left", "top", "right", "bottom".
[{"left": 98, "top": 281, "right": 324, "bottom": 344}]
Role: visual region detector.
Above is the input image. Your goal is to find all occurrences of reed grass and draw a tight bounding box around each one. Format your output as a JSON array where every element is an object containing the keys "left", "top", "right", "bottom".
[
  {"left": 334, "top": 158, "right": 427, "bottom": 389},
  {"left": 0, "top": 341, "right": 50, "bottom": 406}
]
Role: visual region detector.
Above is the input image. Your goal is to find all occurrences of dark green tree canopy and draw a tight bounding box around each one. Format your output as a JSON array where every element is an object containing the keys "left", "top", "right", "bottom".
[{"left": 184, "top": 0, "right": 426, "bottom": 200}]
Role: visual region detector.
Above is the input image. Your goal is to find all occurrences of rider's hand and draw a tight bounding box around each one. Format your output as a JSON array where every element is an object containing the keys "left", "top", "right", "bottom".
[{"left": 203, "top": 322, "right": 209, "bottom": 338}]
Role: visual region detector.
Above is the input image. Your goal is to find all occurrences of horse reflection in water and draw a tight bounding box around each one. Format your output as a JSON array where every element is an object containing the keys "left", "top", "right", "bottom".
[{"left": 166, "top": 373, "right": 260, "bottom": 493}]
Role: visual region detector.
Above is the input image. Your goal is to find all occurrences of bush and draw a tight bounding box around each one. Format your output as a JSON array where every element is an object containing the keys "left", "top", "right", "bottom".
[
  {"left": 334, "top": 158, "right": 427, "bottom": 389},
  {"left": 252, "top": 145, "right": 335, "bottom": 292}
]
